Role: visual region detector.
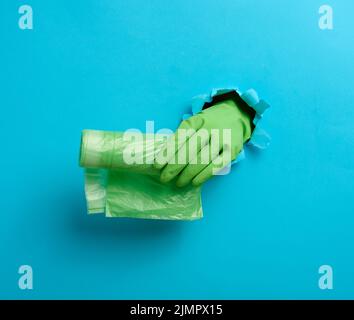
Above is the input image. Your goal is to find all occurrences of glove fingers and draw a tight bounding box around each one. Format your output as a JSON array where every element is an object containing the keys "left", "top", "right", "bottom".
[
  {"left": 176, "top": 141, "right": 220, "bottom": 187},
  {"left": 154, "top": 116, "right": 203, "bottom": 170},
  {"left": 192, "top": 145, "right": 234, "bottom": 186},
  {"left": 160, "top": 125, "right": 208, "bottom": 184}
]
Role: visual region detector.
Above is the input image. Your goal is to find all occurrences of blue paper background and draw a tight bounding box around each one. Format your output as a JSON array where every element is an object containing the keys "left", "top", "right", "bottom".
[{"left": 0, "top": 0, "right": 353, "bottom": 299}]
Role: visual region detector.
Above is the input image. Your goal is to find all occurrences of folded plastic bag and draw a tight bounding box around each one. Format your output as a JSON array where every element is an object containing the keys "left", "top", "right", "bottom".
[{"left": 79, "top": 130, "right": 203, "bottom": 220}]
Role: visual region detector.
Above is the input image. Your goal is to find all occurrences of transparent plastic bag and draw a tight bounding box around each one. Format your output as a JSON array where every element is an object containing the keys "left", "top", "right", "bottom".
[{"left": 79, "top": 130, "right": 203, "bottom": 220}]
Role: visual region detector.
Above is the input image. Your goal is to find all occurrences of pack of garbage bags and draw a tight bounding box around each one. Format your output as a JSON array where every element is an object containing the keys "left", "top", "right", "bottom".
[{"left": 79, "top": 130, "right": 203, "bottom": 220}]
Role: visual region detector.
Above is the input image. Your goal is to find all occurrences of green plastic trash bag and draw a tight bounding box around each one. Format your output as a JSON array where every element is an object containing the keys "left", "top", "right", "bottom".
[{"left": 79, "top": 129, "right": 203, "bottom": 220}]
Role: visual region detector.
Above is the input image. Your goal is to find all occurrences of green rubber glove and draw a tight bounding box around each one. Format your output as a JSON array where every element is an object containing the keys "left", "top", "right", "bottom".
[{"left": 154, "top": 99, "right": 253, "bottom": 187}]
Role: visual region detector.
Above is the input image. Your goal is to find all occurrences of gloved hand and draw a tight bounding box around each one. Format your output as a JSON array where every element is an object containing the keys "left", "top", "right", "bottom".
[{"left": 154, "top": 98, "right": 253, "bottom": 187}]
